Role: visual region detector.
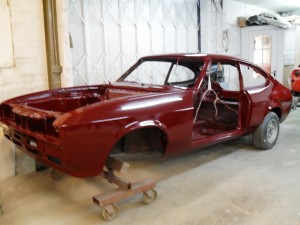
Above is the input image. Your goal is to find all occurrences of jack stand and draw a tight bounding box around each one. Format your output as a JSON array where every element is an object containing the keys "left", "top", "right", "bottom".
[{"left": 93, "top": 156, "right": 157, "bottom": 221}]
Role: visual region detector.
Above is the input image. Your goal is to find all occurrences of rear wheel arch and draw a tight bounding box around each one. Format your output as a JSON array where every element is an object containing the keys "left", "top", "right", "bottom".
[
  {"left": 252, "top": 111, "right": 280, "bottom": 150},
  {"left": 271, "top": 106, "right": 282, "bottom": 120}
]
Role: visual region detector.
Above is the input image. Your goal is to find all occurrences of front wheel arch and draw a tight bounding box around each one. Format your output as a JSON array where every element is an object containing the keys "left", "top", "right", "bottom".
[{"left": 110, "top": 127, "right": 168, "bottom": 155}]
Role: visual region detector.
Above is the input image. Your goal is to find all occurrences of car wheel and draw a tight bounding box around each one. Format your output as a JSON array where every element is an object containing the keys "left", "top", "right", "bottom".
[{"left": 252, "top": 112, "right": 279, "bottom": 150}]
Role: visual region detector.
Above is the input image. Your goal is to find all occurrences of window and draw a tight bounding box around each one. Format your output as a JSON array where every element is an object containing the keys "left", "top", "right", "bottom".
[
  {"left": 240, "top": 64, "right": 266, "bottom": 88},
  {"left": 209, "top": 62, "right": 240, "bottom": 91},
  {"left": 122, "top": 60, "right": 198, "bottom": 87},
  {"left": 0, "top": 4, "right": 14, "bottom": 67},
  {"left": 168, "top": 64, "right": 195, "bottom": 84},
  {"left": 253, "top": 35, "right": 271, "bottom": 74}
]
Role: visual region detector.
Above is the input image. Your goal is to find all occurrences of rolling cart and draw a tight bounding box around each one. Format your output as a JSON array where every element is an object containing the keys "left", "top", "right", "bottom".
[{"left": 93, "top": 156, "right": 157, "bottom": 221}]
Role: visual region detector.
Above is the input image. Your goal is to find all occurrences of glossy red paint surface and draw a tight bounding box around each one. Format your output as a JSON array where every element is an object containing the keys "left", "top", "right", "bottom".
[
  {"left": 0, "top": 54, "right": 292, "bottom": 177},
  {"left": 290, "top": 67, "right": 300, "bottom": 94}
]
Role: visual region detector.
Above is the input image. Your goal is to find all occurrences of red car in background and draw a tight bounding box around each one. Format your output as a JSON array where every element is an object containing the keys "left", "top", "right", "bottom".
[
  {"left": 290, "top": 66, "right": 300, "bottom": 96},
  {"left": 0, "top": 54, "right": 292, "bottom": 178}
]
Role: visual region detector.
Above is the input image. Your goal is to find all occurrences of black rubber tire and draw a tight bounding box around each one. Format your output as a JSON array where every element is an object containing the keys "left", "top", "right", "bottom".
[{"left": 252, "top": 112, "right": 280, "bottom": 150}]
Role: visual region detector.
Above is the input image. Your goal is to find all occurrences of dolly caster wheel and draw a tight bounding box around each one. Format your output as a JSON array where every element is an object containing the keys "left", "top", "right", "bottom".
[
  {"left": 142, "top": 189, "right": 157, "bottom": 205},
  {"left": 102, "top": 204, "right": 120, "bottom": 221},
  {"left": 49, "top": 168, "right": 63, "bottom": 180}
]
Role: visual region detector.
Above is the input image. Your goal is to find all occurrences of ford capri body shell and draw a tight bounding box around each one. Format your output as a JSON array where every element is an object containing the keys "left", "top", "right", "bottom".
[{"left": 0, "top": 54, "right": 292, "bottom": 177}]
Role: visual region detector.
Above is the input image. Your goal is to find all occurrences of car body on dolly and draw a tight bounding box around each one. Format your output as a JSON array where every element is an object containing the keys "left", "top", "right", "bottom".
[{"left": 0, "top": 54, "right": 292, "bottom": 178}]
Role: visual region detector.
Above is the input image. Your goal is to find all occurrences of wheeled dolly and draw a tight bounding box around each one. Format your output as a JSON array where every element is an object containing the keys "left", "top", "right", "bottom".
[
  {"left": 93, "top": 157, "right": 157, "bottom": 221},
  {"left": 49, "top": 168, "right": 63, "bottom": 180}
]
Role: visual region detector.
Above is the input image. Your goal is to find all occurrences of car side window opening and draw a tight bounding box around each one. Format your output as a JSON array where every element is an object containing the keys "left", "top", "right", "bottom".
[
  {"left": 193, "top": 60, "right": 240, "bottom": 137},
  {"left": 222, "top": 64, "right": 240, "bottom": 91},
  {"left": 239, "top": 64, "right": 267, "bottom": 89},
  {"left": 209, "top": 62, "right": 240, "bottom": 91}
]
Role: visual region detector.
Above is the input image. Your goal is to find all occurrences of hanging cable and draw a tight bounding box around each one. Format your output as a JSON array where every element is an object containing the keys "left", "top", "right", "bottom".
[
  {"left": 222, "top": 29, "right": 229, "bottom": 52},
  {"left": 193, "top": 62, "right": 238, "bottom": 124}
]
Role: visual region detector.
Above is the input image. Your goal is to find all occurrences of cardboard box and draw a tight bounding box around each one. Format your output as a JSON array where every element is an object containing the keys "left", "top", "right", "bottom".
[{"left": 238, "top": 17, "right": 246, "bottom": 27}]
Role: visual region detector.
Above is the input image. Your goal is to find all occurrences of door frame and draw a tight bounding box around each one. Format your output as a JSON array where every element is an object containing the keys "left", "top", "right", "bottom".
[
  {"left": 249, "top": 29, "right": 277, "bottom": 76},
  {"left": 241, "top": 25, "right": 284, "bottom": 84}
]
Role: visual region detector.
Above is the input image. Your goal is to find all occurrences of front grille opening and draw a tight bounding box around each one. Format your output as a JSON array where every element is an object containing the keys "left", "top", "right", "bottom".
[
  {"left": 47, "top": 155, "right": 62, "bottom": 165},
  {"left": 14, "top": 114, "right": 21, "bottom": 125},
  {"left": 2, "top": 104, "right": 13, "bottom": 119},
  {"left": 11, "top": 112, "right": 58, "bottom": 138},
  {"left": 28, "top": 119, "right": 46, "bottom": 133},
  {"left": 12, "top": 139, "right": 22, "bottom": 146},
  {"left": 14, "top": 133, "right": 21, "bottom": 140},
  {"left": 26, "top": 146, "right": 39, "bottom": 155}
]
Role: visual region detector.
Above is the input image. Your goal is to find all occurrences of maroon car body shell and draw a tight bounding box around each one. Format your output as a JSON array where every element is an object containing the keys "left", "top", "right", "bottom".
[{"left": 0, "top": 54, "right": 292, "bottom": 177}]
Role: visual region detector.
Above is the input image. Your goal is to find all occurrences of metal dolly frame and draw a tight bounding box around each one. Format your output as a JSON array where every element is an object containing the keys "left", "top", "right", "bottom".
[{"left": 93, "top": 156, "right": 157, "bottom": 221}]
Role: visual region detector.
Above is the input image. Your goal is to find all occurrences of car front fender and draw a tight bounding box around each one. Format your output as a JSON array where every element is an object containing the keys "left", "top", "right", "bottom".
[{"left": 116, "top": 119, "right": 168, "bottom": 141}]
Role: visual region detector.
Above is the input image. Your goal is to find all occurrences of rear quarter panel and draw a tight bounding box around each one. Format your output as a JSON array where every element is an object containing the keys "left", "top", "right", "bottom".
[
  {"left": 245, "top": 82, "right": 273, "bottom": 126},
  {"left": 269, "top": 80, "right": 292, "bottom": 122},
  {"left": 242, "top": 79, "right": 291, "bottom": 134}
]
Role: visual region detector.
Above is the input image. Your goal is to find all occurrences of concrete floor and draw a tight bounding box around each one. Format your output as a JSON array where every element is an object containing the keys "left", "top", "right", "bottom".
[{"left": 0, "top": 110, "right": 300, "bottom": 225}]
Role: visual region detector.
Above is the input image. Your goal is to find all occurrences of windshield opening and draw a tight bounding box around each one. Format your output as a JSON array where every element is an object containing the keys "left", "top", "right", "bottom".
[{"left": 117, "top": 58, "right": 204, "bottom": 88}]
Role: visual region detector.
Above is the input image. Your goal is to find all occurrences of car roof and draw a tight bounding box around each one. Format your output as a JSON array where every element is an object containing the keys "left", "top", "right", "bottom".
[
  {"left": 141, "top": 53, "right": 242, "bottom": 61},
  {"left": 140, "top": 53, "right": 271, "bottom": 77}
]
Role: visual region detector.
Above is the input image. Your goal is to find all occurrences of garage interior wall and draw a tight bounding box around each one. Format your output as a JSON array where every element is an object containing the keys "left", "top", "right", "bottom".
[
  {"left": 0, "top": 0, "right": 48, "bottom": 180},
  {"left": 0, "top": 0, "right": 299, "bottom": 181},
  {"left": 69, "top": 0, "right": 200, "bottom": 85},
  {"left": 0, "top": 1, "right": 14, "bottom": 68},
  {"left": 0, "top": 0, "right": 48, "bottom": 103},
  {"left": 295, "top": 27, "right": 300, "bottom": 66},
  {"left": 218, "top": 0, "right": 277, "bottom": 56},
  {"left": 68, "top": 0, "right": 280, "bottom": 86}
]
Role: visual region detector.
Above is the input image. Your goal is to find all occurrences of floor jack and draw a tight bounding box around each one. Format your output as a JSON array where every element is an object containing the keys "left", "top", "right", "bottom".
[{"left": 93, "top": 156, "right": 157, "bottom": 221}]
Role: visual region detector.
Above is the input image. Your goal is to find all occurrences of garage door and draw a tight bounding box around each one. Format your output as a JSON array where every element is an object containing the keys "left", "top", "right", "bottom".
[{"left": 69, "top": 0, "right": 200, "bottom": 85}]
